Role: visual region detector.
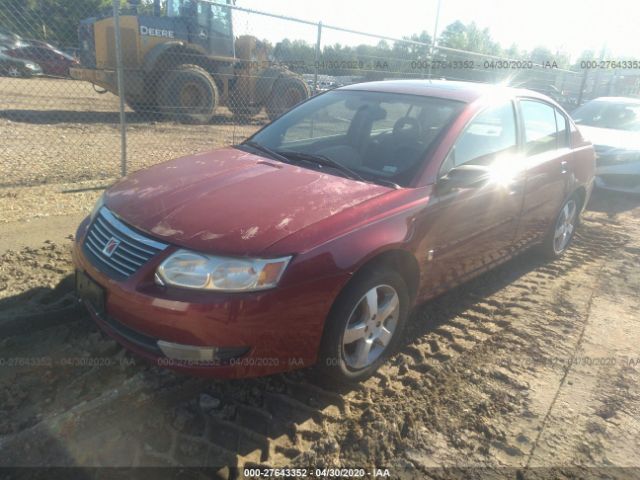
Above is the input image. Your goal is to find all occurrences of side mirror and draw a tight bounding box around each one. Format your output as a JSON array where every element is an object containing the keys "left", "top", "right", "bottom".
[{"left": 438, "top": 164, "right": 490, "bottom": 191}]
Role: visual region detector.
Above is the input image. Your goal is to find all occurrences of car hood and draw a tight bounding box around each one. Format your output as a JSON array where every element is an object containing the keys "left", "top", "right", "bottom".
[
  {"left": 577, "top": 125, "right": 640, "bottom": 152},
  {"left": 105, "top": 147, "right": 390, "bottom": 255}
]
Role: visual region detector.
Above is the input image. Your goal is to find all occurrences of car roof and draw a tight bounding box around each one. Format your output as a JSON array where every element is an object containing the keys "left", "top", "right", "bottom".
[
  {"left": 339, "top": 79, "right": 550, "bottom": 103},
  {"left": 587, "top": 96, "right": 640, "bottom": 105}
]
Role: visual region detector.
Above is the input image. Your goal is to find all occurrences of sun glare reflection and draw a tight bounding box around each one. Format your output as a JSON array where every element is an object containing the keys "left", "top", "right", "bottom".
[{"left": 486, "top": 154, "right": 522, "bottom": 188}]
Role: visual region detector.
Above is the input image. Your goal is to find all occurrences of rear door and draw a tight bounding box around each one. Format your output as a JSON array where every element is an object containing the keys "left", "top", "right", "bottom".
[{"left": 515, "top": 99, "right": 571, "bottom": 245}]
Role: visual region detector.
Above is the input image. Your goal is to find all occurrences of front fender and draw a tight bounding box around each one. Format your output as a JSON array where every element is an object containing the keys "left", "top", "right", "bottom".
[{"left": 142, "top": 42, "right": 207, "bottom": 71}]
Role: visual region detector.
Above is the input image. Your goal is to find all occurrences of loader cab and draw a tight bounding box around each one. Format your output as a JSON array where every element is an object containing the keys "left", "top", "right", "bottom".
[{"left": 164, "top": 0, "right": 234, "bottom": 58}]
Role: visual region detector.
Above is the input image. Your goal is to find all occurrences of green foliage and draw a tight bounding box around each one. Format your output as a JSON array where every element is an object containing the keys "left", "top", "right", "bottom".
[
  {"left": 0, "top": 0, "right": 112, "bottom": 48},
  {"left": 438, "top": 21, "right": 500, "bottom": 55},
  {"left": 272, "top": 31, "right": 432, "bottom": 77}
]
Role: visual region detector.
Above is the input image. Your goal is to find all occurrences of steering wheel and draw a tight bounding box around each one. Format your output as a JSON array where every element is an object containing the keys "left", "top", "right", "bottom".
[{"left": 392, "top": 117, "right": 420, "bottom": 139}]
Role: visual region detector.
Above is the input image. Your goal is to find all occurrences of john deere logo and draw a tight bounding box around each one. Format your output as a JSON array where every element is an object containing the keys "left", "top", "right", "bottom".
[{"left": 103, "top": 237, "right": 121, "bottom": 257}]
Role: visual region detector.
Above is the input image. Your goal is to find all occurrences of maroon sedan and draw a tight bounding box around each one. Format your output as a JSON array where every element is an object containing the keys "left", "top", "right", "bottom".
[
  {"left": 4, "top": 42, "right": 78, "bottom": 77},
  {"left": 74, "top": 80, "right": 595, "bottom": 382}
]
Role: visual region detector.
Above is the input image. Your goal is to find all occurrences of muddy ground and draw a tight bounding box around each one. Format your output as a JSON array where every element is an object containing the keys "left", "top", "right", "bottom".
[
  {"left": 0, "top": 189, "right": 639, "bottom": 479},
  {"left": 1, "top": 76, "right": 640, "bottom": 478}
]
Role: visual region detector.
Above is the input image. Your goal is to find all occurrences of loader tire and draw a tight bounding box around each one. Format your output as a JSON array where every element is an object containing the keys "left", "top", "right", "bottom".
[
  {"left": 265, "top": 77, "right": 309, "bottom": 121},
  {"left": 158, "top": 64, "right": 218, "bottom": 124}
]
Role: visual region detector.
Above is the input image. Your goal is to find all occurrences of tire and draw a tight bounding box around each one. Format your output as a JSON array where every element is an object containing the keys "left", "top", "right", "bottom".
[
  {"left": 540, "top": 194, "right": 581, "bottom": 259},
  {"left": 126, "top": 97, "right": 161, "bottom": 119},
  {"left": 227, "top": 95, "right": 262, "bottom": 120},
  {"left": 158, "top": 64, "right": 218, "bottom": 124},
  {"left": 315, "top": 266, "right": 410, "bottom": 384},
  {"left": 265, "top": 76, "right": 309, "bottom": 121}
]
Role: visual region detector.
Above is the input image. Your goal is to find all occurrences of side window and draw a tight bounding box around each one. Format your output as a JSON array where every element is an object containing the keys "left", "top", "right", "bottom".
[
  {"left": 441, "top": 101, "right": 517, "bottom": 174},
  {"left": 554, "top": 109, "right": 569, "bottom": 148},
  {"left": 520, "top": 100, "right": 558, "bottom": 155}
]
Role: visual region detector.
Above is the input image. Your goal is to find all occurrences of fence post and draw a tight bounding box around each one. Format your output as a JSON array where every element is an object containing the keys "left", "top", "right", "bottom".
[
  {"left": 426, "top": 0, "right": 442, "bottom": 79},
  {"left": 113, "top": 0, "right": 127, "bottom": 177},
  {"left": 313, "top": 21, "right": 322, "bottom": 94},
  {"left": 577, "top": 68, "right": 588, "bottom": 107}
]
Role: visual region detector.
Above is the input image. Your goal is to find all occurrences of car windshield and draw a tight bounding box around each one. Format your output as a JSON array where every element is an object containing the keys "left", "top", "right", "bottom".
[
  {"left": 244, "top": 90, "right": 465, "bottom": 187},
  {"left": 572, "top": 100, "right": 640, "bottom": 131}
]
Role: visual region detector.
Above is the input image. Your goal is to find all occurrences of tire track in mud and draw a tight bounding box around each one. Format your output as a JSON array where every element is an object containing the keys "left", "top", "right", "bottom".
[{"left": 0, "top": 214, "right": 632, "bottom": 473}]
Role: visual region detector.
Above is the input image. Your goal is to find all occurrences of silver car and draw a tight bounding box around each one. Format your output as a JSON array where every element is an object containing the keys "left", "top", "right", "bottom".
[{"left": 572, "top": 97, "right": 640, "bottom": 194}]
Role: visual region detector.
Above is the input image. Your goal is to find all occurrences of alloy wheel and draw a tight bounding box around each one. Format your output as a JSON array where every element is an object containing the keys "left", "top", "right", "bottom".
[
  {"left": 553, "top": 199, "right": 577, "bottom": 254},
  {"left": 341, "top": 284, "right": 400, "bottom": 370}
]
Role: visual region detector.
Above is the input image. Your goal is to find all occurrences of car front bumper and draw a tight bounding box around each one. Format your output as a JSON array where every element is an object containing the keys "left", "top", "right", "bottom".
[{"left": 72, "top": 216, "right": 349, "bottom": 378}]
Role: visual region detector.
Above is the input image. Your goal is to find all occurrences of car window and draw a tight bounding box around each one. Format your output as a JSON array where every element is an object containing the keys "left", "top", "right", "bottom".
[
  {"left": 521, "top": 100, "right": 558, "bottom": 155},
  {"left": 555, "top": 109, "right": 569, "bottom": 148},
  {"left": 572, "top": 100, "right": 640, "bottom": 131},
  {"left": 441, "top": 101, "right": 517, "bottom": 174}
]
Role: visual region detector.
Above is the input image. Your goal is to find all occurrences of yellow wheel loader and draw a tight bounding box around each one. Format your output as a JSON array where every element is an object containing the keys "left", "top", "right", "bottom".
[{"left": 71, "top": 0, "right": 310, "bottom": 123}]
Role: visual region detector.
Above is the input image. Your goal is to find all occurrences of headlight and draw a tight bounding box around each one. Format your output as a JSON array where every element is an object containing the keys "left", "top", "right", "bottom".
[
  {"left": 25, "top": 63, "right": 36, "bottom": 69},
  {"left": 156, "top": 249, "right": 292, "bottom": 292},
  {"left": 89, "top": 193, "right": 105, "bottom": 220}
]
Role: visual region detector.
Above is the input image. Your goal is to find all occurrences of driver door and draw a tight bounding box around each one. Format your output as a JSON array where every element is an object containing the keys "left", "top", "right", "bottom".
[{"left": 425, "top": 101, "right": 525, "bottom": 290}]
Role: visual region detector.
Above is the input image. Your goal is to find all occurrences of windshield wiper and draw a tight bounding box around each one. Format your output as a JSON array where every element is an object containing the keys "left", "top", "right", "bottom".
[
  {"left": 241, "top": 140, "right": 291, "bottom": 164},
  {"left": 276, "top": 150, "right": 367, "bottom": 182},
  {"left": 373, "top": 178, "right": 401, "bottom": 189},
  {"left": 241, "top": 144, "right": 400, "bottom": 189},
  {"left": 280, "top": 151, "right": 401, "bottom": 189}
]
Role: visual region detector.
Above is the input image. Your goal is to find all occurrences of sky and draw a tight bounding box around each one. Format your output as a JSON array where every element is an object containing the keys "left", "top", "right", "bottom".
[{"left": 234, "top": 0, "right": 640, "bottom": 62}]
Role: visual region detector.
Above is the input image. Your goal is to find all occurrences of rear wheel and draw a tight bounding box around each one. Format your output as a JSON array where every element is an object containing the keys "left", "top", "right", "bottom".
[
  {"left": 540, "top": 195, "right": 580, "bottom": 258},
  {"left": 158, "top": 64, "right": 218, "bottom": 124},
  {"left": 316, "top": 267, "right": 409, "bottom": 384},
  {"left": 228, "top": 91, "right": 262, "bottom": 120},
  {"left": 265, "top": 77, "right": 309, "bottom": 121}
]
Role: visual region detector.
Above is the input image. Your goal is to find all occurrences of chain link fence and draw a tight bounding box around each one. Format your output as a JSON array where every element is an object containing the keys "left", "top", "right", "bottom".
[{"left": 1, "top": 0, "right": 639, "bottom": 189}]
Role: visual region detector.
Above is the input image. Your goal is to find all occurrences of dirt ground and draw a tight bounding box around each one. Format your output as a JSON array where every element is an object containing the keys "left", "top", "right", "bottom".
[
  {"left": 0, "top": 186, "right": 639, "bottom": 478},
  {"left": 1, "top": 75, "right": 640, "bottom": 478},
  {"left": 0, "top": 77, "right": 263, "bottom": 188}
]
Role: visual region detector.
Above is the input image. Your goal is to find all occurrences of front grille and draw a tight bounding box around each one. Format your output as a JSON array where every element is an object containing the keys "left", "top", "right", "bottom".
[{"left": 83, "top": 207, "right": 168, "bottom": 279}]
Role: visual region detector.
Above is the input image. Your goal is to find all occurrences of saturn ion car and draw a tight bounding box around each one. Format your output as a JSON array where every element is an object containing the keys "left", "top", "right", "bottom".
[{"left": 74, "top": 80, "right": 595, "bottom": 383}]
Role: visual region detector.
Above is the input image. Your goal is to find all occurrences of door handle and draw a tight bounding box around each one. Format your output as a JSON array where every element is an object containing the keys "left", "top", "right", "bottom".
[{"left": 560, "top": 160, "right": 569, "bottom": 174}]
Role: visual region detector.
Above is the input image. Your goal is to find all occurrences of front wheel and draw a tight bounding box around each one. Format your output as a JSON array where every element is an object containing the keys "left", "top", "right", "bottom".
[
  {"left": 316, "top": 267, "right": 409, "bottom": 384},
  {"left": 540, "top": 195, "right": 580, "bottom": 258},
  {"left": 158, "top": 64, "right": 218, "bottom": 124}
]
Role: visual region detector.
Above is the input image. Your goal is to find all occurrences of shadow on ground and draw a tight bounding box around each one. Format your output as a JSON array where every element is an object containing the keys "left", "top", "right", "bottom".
[{"left": 587, "top": 187, "right": 640, "bottom": 216}]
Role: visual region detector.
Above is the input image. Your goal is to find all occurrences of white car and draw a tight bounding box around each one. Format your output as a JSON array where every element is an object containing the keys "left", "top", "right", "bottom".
[{"left": 573, "top": 97, "right": 640, "bottom": 194}]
